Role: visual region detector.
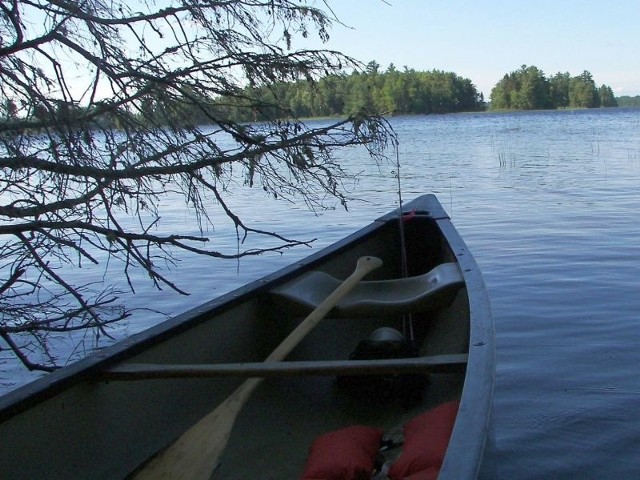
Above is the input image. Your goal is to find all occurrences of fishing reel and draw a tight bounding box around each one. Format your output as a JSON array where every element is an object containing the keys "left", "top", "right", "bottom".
[{"left": 337, "top": 327, "right": 428, "bottom": 408}]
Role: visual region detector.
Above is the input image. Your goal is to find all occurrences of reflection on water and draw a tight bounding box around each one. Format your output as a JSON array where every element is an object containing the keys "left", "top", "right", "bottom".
[{"left": 2, "top": 108, "right": 640, "bottom": 478}]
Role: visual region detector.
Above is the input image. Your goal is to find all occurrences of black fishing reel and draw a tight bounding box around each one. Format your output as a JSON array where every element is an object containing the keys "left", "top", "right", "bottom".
[{"left": 337, "top": 327, "right": 428, "bottom": 408}]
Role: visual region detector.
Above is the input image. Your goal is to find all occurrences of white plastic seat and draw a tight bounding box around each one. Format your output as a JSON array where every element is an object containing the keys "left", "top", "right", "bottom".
[{"left": 270, "top": 262, "right": 464, "bottom": 317}]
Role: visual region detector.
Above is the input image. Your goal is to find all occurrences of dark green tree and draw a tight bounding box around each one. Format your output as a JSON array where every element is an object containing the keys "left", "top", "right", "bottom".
[
  {"left": 569, "top": 71, "right": 599, "bottom": 108},
  {"left": 598, "top": 85, "right": 618, "bottom": 107},
  {"left": 550, "top": 72, "right": 571, "bottom": 108},
  {"left": 517, "top": 65, "right": 551, "bottom": 109},
  {"left": 489, "top": 74, "right": 515, "bottom": 109},
  {"left": 366, "top": 60, "right": 381, "bottom": 75},
  {"left": 319, "top": 75, "right": 347, "bottom": 115},
  {"left": 490, "top": 65, "right": 550, "bottom": 110}
]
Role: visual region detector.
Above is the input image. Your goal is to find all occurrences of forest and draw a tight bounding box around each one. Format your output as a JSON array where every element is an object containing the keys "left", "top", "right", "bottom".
[{"left": 489, "top": 65, "right": 618, "bottom": 110}]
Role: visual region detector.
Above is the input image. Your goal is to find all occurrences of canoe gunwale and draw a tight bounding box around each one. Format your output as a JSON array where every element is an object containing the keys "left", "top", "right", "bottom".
[{"left": 434, "top": 214, "right": 495, "bottom": 479}]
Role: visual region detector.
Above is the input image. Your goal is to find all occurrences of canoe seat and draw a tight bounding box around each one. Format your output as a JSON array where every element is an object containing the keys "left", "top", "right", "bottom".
[{"left": 270, "top": 262, "right": 464, "bottom": 317}]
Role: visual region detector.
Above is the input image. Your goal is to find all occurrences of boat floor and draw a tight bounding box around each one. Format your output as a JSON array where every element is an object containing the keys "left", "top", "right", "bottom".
[{"left": 213, "top": 371, "right": 464, "bottom": 479}]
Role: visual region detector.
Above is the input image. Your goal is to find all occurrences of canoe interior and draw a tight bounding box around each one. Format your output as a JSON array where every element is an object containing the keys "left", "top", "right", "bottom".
[{"left": 0, "top": 196, "right": 491, "bottom": 480}]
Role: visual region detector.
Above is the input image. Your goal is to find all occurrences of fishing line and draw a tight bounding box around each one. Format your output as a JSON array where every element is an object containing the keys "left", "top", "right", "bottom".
[{"left": 394, "top": 142, "right": 414, "bottom": 345}]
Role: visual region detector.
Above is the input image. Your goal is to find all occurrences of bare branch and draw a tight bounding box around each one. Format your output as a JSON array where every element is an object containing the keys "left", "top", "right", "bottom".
[{"left": 0, "top": 0, "right": 395, "bottom": 371}]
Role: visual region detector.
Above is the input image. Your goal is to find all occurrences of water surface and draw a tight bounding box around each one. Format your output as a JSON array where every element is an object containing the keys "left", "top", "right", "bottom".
[{"left": 3, "top": 108, "right": 640, "bottom": 478}]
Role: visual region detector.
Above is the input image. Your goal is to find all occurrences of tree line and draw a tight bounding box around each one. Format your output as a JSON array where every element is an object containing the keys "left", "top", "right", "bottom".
[{"left": 490, "top": 65, "right": 618, "bottom": 110}]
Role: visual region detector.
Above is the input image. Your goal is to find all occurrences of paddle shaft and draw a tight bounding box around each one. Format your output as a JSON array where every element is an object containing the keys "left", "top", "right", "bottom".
[{"left": 134, "top": 256, "right": 383, "bottom": 480}]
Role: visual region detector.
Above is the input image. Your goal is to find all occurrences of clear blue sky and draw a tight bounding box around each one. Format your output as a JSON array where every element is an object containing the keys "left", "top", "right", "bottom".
[{"left": 303, "top": 0, "right": 640, "bottom": 97}]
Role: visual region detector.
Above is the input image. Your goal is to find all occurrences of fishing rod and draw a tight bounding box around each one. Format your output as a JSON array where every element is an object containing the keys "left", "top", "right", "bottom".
[{"left": 394, "top": 141, "right": 415, "bottom": 345}]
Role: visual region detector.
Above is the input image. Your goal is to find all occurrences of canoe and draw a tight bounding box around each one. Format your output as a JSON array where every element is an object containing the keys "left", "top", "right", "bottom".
[{"left": 0, "top": 194, "right": 494, "bottom": 479}]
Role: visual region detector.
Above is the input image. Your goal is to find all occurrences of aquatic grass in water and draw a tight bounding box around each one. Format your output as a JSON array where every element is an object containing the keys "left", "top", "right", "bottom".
[{"left": 496, "top": 142, "right": 517, "bottom": 167}]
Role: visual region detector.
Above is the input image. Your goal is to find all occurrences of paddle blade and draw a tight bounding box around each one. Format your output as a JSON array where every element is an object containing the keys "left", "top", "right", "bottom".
[
  {"left": 134, "top": 404, "right": 232, "bottom": 479},
  {"left": 134, "top": 379, "right": 259, "bottom": 480}
]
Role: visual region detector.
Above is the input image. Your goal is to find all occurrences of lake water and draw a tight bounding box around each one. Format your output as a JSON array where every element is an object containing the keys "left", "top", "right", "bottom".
[{"left": 2, "top": 108, "right": 640, "bottom": 478}]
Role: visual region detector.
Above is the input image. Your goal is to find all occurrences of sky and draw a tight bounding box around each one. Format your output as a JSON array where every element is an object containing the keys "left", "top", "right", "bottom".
[{"left": 300, "top": 0, "right": 640, "bottom": 98}]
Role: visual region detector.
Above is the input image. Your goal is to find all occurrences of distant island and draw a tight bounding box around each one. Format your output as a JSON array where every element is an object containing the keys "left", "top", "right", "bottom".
[
  {"left": 489, "top": 65, "right": 617, "bottom": 110},
  {"left": 616, "top": 96, "right": 640, "bottom": 107}
]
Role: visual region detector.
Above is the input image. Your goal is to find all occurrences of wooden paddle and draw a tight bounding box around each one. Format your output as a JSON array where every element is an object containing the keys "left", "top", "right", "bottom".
[{"left": 134, "top": 255, "right": 383, "bottom": 479}]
